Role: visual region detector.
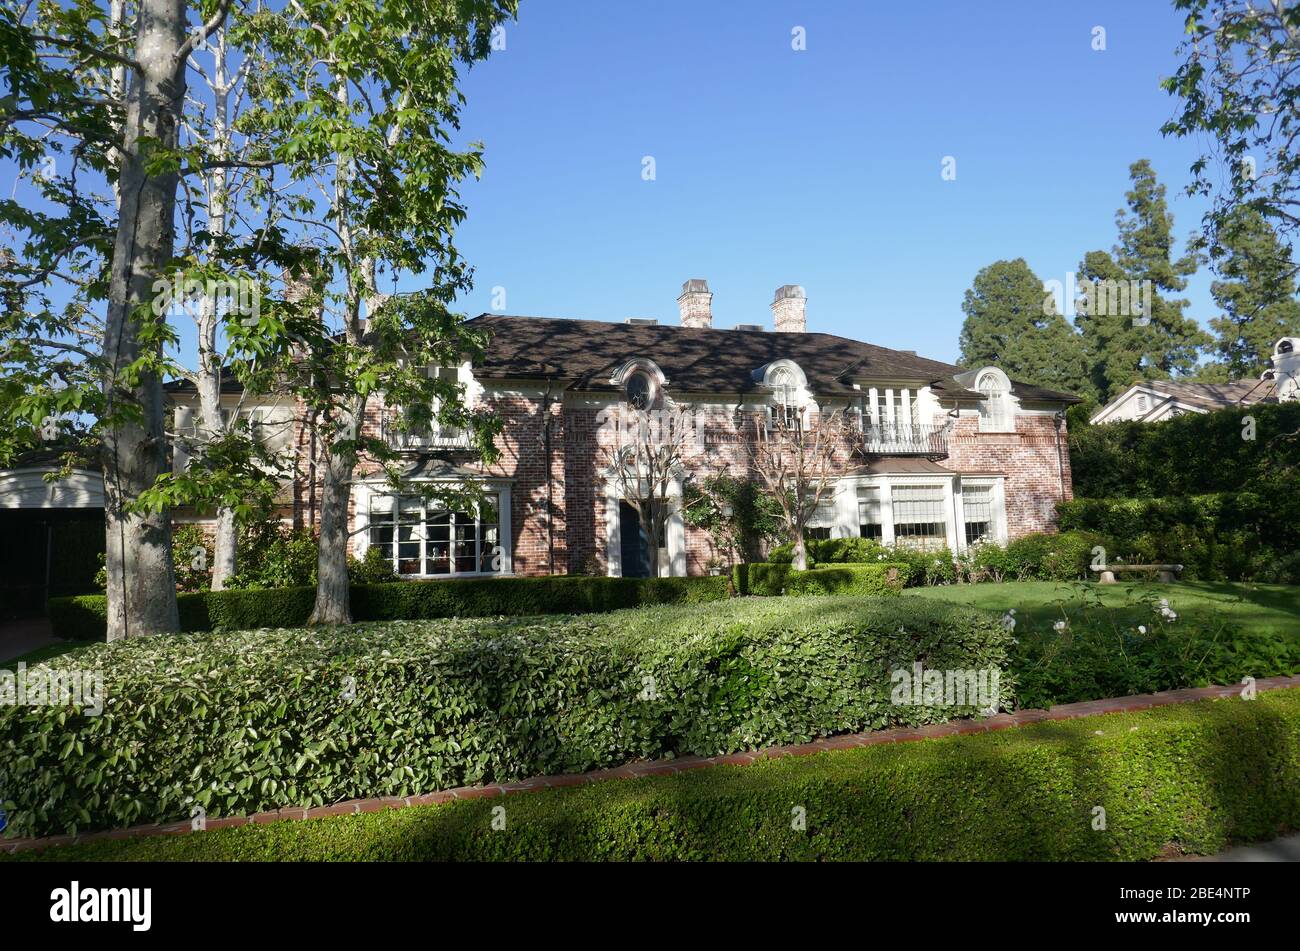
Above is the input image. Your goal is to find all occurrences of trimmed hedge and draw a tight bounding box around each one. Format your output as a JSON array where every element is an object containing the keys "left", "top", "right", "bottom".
[
  {"left": 1058, "top": 494, "right": 1300, "bottom": 582},
  {"left": 13, "top": 691, "right": 1300, "bottom": 861},
  {"left": 1, "top": 596, "right": 1011, "bottom": 838},
  {"left": 47, "top": 574, "right": 732, "bottom": 641},
  {"left": 735, "top": 562, "right": 915, "bottom": 596}
]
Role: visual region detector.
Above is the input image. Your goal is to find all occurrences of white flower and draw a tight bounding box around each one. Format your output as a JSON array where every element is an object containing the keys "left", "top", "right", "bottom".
[
  {"left": 1138, "top": 625, "right": 1147, "bottom": 634},
  {"left": 1053, "top": 620, "right": 1068, "bottom": 633}
]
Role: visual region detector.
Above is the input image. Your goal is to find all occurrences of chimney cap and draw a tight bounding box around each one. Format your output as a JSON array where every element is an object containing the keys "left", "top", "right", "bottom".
[
  {"left": 624, "top": 317, "right": 658, "bottom": 326},
  {"left": 773, "top": 284, "right": 805, "bottom": 301},
  {"left": 680, "top": 278, "right": 711, "bottom": 295},
  {"left": 734, "top": 323, "right": 765, "bottom": 332}
]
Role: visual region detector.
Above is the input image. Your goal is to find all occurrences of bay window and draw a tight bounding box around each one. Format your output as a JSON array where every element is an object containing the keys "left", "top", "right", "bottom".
[
  {"left": 368, "top": 492, "right": 502, "bottom": 577},
  {"left": 891, "top": 484, "right": 947, "bottom": 551}
]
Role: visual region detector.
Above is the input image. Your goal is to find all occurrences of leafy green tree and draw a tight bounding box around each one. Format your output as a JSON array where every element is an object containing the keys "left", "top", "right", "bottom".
[
  {"left": 958, "top": 258, "right": 1090, "bottom": 398},
  {"left": 236, "top": 0, "right": 514, "bottom": 623},
  {"left": 1206, "top": 207, "right": 1300, "bottom": 378},
  {"left": 0, "top": 0, "right": 246, "bottom": 639},
  {"left": 1075, "top": 160, "right": 1210, "bottom": 402},
  {"left": 1163, "top": 0, "right": 1300, "bottom": 271}
]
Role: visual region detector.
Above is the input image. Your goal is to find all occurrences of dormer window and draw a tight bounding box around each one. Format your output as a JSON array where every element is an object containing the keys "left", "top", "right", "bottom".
[
  {"left": 769, "top": 366, "right": 799, "bottom": 427},
  {"left": 975, "top": 368, "right": 1013, "bottom": 433},
  {"left": 625, "top": 370, "right": 654, "bottom": 410}
]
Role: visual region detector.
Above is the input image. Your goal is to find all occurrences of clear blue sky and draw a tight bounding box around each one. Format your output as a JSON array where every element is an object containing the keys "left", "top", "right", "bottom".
[{"left": 436, "top": 0, "right": 1215, "bottom": 364}]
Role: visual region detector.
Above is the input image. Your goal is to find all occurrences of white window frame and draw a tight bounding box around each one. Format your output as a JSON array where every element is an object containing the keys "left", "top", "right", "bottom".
[
  {"left": 975, "top": 367, "right": 1014, "bottom": 433},
  {"left": 824, "top": 474, "right": 1006, "bottom": 553},
  {"left": 354, "top": 480, "right": 513, "bottom": 578}
]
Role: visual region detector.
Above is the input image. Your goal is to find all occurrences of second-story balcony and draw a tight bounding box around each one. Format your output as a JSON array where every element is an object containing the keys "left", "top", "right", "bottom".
[
  {"left": 382, "top": 410, "right": 473, "bottom": 452},
  {"left": 860, "top": 421, "right": 949, "bottom": 458}
]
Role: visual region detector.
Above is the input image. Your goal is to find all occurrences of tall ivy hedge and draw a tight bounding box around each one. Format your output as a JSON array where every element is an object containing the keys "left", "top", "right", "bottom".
[
  {"left": 1066, "top": 403, "right": 1300, "bottom": 581},
  {"left": 1069, "top": 402, "right": 1300, "bottom": 497},
  {"left": 2, "top": 597, "right": 1012, "bottom": 838}
]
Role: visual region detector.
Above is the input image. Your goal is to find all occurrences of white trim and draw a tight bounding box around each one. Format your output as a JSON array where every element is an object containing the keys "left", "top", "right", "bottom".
[
  {"left": 603, "top": 476, "right": 685, "bottom": 577},
  {"left": 828, "top": 472, "right": 1008, "bottom": 553},
  {"left": 0, "top": 467, "right": 103, "bottom": 509},
  {"left": 353, "top": 478, "right": 513, "bottom": 578}
]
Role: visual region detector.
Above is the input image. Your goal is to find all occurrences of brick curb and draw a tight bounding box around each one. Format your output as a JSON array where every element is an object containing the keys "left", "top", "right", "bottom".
[{"left": 5, "top": 675, "right": 1298, "bottom": 855}]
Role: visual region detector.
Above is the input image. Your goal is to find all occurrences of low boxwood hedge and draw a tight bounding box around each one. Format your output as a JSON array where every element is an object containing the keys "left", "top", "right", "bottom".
[
  {"left": 1, "top": 596, "right": 1011, "bottom": 838},
  {"left": 735, "top": 562, "right": 915, "bottom": 596},
  {"left": 13, "top": 690, "right": 1300, "bottom": 861},
  {"left": 47, "top": 574, "right": 732, "bottom": 641}
]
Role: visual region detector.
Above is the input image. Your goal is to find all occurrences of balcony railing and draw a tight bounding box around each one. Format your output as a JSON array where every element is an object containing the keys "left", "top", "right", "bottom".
[
  {"left": 860, "top": 422, "right": 948, "bottom": 457},
  {"left": 382, "top": 410, "right": 472, "bottom": 451}
]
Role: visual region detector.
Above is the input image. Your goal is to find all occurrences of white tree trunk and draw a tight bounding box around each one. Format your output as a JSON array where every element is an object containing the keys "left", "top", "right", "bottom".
[{"left": 101, "top": 0, "right": 186, "bottom": 640}]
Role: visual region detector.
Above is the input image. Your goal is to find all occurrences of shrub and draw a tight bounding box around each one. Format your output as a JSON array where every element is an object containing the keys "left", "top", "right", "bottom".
[
  {"left": 734, "top": 563, "right": 915, "bottom": 597},
  {"left": 1058, "top": 495, "right": 1296, "bottom": 583},
  {"left": 46, "top": 574, "right": 733, "bottom": 640},
  {"left": 15, "top": 692, "right": 1300, "bottom": 861},
  {"left": 226, "top": 525, "right": 318, "bottom": 590},
  {"left": 171, "top": 525, "right": 213, "bottom": 593},
  {"left": 347, "top": 546, "right": 399, "bottom": 585},
  {"left": 1, "top": 596, "right": 1013, "bottom": 837}
]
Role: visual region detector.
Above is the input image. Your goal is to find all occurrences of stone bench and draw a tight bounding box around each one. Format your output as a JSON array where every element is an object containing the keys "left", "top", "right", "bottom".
[{"left": 1090, "top": 564, "right": 1183, "bottom": 584}]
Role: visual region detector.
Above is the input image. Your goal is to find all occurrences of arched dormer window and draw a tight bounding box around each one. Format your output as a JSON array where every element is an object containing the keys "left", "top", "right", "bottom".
[
  {"left": 610, "top": 359, "right": 667, "bottom": 412},
  {"left": 975, "top": 368, "right": 1013, "bottom": 433},
  {"left": 760, "top": 360, "right": 810, "bottom": 429}
]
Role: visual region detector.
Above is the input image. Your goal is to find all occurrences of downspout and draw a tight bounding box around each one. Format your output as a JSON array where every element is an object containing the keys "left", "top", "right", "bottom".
[
  {"left": 1052, "top": 410, "right": 1067, "bottom": 502},
  {"left": 543, "top": 380, "right": 555, "bottom": 574}
]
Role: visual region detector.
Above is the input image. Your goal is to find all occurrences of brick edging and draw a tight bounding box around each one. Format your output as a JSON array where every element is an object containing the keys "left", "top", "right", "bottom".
[{"left": 6, "top": 675, "right": 1299, "bottom": 854}]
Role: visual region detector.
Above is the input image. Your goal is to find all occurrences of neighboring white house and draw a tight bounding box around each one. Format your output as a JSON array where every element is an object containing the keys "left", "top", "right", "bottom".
[{"left": 1090, "top": 337, "right": 1300, "bottom": 424}]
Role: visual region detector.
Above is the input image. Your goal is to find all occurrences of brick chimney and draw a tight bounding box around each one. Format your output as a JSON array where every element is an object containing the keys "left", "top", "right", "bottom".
[
  {"left": 771, "top": 284, "right": 806, "bottom": 333},
  {"left": 677, "top": 279, "right": 712, "bottom": 329}
]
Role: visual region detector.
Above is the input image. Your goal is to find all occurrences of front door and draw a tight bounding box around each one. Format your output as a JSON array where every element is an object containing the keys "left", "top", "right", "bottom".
[{"left": 618, "top": 501, "right": 651, "bottom": 578}]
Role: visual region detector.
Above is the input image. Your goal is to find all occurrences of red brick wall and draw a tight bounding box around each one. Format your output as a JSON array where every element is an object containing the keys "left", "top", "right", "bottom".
[{"left": 274, "top": 391, "right": 1073, "bottom": 578}]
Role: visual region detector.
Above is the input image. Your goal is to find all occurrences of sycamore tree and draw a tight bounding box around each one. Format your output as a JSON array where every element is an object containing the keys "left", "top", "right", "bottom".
[
  {"left": 746, "top": 403, "right": 848, "bottom": 572},
  {"left": 234, "top": 0, "right": 513, "bottom": 624},
  {"left": 1163, "top": 0, "right": 1300, "bottom": 271},
  {"left": 1075, "top": 160, "right": 1210, "bottom": 402},
  {"left": 958, "top": 258, "right": 1090, "bottom": 399},
  {"left": 0, "top": 0, "right": 254, "bottom": 639}
]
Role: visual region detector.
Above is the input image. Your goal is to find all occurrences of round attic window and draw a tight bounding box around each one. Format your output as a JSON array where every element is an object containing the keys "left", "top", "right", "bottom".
[{"left": 625, "top": 370, "right": 653, "bottom": 410}]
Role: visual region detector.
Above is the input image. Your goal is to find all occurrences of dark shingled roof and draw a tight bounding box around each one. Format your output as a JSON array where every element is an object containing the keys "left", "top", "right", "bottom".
[
  {"left": 465, "top": 314, "right": 1082, "bottom": 404},
  {"left": 162, "top": 313, "right": 1084, "bottom": 405}
]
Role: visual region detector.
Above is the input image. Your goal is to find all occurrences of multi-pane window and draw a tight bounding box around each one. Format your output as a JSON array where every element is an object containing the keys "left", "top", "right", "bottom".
[
  {"left": 805, "top": 495, "right": 836, "bottom": 540},
  {"left": 977, "top": 374, "right": 1012, "bottom": 432},
  {"left": 768, "top": 367, "right": 800, "bottom": 428},
  {"left": 857, "top": 485, "right": 883, "bottom": 539},
  {"left": 369, "top": 492, "right": 501, "bottom": 576},
  {"left": 961, "top": 483, "right": 994, "bottom": 546},
  {"left": 892, "top": 484, "right": 947, "bottom": 550}
]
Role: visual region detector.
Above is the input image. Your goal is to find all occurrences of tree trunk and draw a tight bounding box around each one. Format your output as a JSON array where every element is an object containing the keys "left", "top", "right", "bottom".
[
  {"left": 308, "top": 410, "right": 359, "bottom": 625},
  {"left": 212, "top": 506, "right": 238, "bottom": 588},
  {"left": 101, "top": 0, "right": 186, "bottom": 640},
  {"left": 793, "top": 527, "right": 808, "bottom": 571}
]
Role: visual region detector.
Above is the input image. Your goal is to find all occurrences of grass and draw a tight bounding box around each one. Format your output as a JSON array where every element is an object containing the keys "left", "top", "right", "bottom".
[
  {"left": 905, "top": 580, "right": 1300, "bottom": 637},
  {"left": 8, "top": 690, "right": 1299, "bottom": 862},
  {"left": 1, "top": 640, "right": 95, "bottom": 671}
]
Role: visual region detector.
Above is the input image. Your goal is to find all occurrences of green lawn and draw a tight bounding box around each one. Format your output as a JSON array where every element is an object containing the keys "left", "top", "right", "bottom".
[
  {"left": 8, "top": 690, "right": 1299, "bottom": 862},
  {"left": 1, "top": 640, "right": 95, "bottom": 671},
  {"left": 906, "top": 580, "right": 1300, "bottom": 637}
]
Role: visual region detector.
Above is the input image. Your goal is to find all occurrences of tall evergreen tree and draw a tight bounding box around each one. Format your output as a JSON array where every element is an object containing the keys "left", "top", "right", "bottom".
[
  {"left": 1207, "top": 207, "right": 1300, "bottom": 378},
  {"left": 958, "top": 258, "right": 1090, "bottom": 397},
  {"left": 1076, "top": 160, "right": 1211, "bottom": 403}
]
